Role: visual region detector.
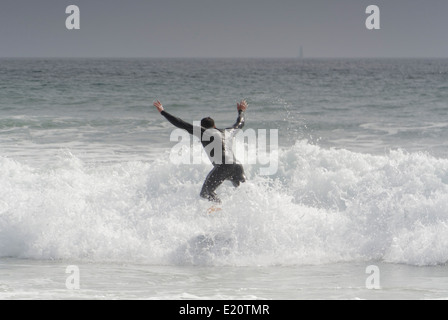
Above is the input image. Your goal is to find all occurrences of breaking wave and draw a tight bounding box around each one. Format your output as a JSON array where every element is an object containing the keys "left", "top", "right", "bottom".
[{"left": 1, "top": 140, "right": 448, "bottom": 266}]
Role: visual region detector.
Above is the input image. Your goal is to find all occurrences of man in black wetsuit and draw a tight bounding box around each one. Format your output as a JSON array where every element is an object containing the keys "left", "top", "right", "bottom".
[{"left": 153, "top": 99, "right": 248, "bottom": 203}]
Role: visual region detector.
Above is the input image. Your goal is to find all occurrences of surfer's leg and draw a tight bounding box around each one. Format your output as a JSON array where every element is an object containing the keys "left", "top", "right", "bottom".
[
  {"left": 200, "top": 165, "right": 229, "bottom": 203},
  {"left": 230, "top": 164, "right": 246, "bottom": 188}
]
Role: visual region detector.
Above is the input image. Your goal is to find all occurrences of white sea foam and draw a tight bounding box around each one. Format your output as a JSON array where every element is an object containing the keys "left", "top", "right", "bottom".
[{"left": 1, "top": 141, "right": 447, "bottom": 266}]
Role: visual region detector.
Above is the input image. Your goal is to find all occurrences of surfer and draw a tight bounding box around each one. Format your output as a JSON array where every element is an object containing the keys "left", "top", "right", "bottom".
[{"left": 153, "top": 99, "right": 248, "bottom": 203}]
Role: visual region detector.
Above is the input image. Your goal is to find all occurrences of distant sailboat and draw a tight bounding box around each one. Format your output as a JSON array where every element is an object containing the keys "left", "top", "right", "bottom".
[{"left": 298, "top": 46, "right": 304, "bottom": 59}]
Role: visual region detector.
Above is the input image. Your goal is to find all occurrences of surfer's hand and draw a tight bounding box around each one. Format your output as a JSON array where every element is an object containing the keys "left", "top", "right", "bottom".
[
  {"left": 154, "top": 100, "right": 164, "bottom": 113},
  {"left": 237, "top": 99, "right": 248, "bottom": 112}
]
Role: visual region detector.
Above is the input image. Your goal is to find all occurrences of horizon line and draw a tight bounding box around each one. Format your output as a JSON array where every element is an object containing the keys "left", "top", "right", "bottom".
[{"left": 1, "top": 56, "right": 447, "bottom": 60}]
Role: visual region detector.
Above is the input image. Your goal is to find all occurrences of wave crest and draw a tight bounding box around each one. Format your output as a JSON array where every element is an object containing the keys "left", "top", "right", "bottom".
[{"left": 1, "top": 141, "right": 447, "bottom": 266}]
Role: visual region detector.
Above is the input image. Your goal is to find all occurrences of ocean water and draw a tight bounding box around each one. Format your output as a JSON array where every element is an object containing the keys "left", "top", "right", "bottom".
[{"left": 1, "top": 58, "right": 448, "bottom": 300}]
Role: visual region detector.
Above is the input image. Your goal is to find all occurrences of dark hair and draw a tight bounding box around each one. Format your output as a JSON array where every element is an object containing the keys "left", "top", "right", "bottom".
[{"left": 201, "top": 117, "right": 215, "bottom": 129}]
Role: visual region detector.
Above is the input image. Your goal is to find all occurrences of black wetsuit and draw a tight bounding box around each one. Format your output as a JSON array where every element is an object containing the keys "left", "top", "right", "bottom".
[{"left": 161, "top": 109, "right": 246, "bottom": 203}]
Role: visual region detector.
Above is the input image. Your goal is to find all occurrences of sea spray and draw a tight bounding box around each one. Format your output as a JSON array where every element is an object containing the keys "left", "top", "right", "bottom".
[{"left": 1, "top": 141, "right": 448, "bottom": 266}]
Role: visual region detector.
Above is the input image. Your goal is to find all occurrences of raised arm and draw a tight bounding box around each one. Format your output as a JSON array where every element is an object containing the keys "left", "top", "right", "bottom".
[
  {"left": 154, "top": 100, "right": 195, "bottom": 135},
  {"left": 227, "top": 99, "right": 248, "bottom": 130}
]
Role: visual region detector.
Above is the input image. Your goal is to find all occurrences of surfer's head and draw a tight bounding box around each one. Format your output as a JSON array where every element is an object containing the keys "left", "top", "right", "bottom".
[{"left": 201, "top": 117, "right": 215, "bottom": 129}]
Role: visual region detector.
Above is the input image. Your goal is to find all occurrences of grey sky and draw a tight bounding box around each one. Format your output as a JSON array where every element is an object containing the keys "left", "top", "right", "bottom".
[{"left": 0, "top": 0, "right": 447, "bottom": 58}]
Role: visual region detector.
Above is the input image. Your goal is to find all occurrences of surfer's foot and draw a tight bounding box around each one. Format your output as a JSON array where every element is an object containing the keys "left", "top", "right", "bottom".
[{"left": 207, "top": 206, "right": 222, "bottom": 215}]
